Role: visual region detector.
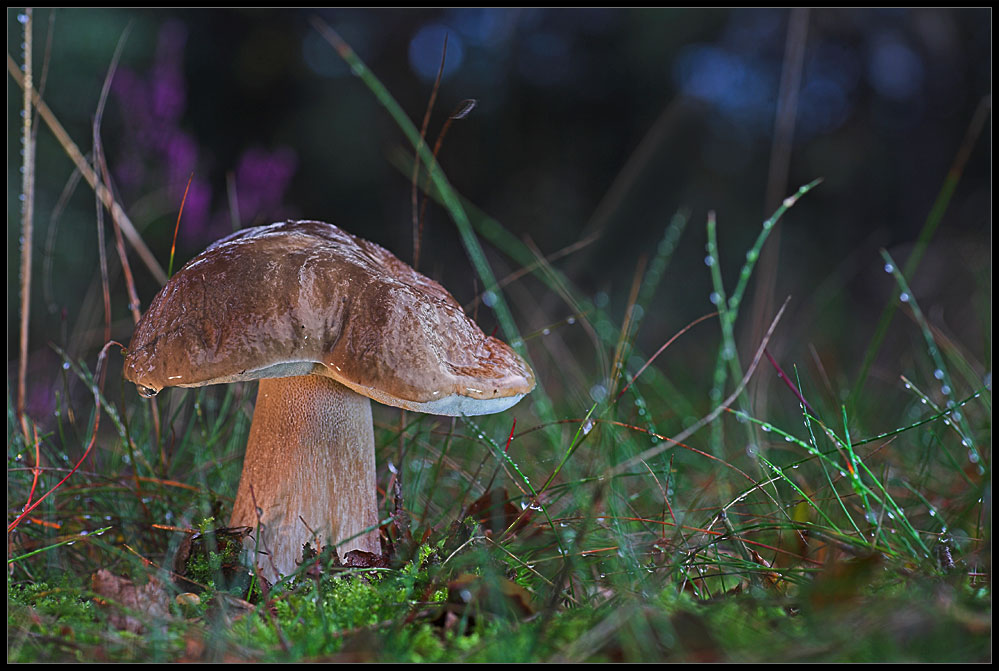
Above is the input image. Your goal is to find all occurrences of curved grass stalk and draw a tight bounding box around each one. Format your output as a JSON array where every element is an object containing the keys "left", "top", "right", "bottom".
[{"left": 880, "top": 249, "right": 981, "bottom": 470}]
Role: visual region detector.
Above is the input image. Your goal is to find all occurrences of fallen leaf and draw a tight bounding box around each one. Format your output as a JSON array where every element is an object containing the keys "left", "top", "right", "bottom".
[
  {"left": 806, "top": 553, "right": 882, "bottom": 611},
  {"left": 91, "top": 569, "right": 171, "bottom": 634},
  {"left": 342, "top": 549, "right": 391, "bottom": 569},
  {"left": 446, "top": 573, "right": 535, "bottom": 622}
]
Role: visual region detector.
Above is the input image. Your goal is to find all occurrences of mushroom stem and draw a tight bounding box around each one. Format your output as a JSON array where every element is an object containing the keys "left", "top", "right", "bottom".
[{"left": 230, "top": 375, "right": 381, "bottom": 579}]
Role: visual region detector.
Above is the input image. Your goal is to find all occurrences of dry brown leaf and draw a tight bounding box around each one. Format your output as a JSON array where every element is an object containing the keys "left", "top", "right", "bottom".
[{"left": 91, "top": 569, "right": 171, "bottom": 634}]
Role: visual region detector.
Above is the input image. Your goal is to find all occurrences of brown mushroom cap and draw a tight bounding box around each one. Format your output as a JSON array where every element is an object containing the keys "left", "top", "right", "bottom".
[{"left": 123, "top": 220, "right": 535, "bottom": 416}]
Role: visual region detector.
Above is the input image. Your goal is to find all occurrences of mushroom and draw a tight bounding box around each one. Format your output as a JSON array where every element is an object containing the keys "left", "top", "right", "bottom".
[{"left": 124, "top": 220, "right": 535, "bottom": 580}]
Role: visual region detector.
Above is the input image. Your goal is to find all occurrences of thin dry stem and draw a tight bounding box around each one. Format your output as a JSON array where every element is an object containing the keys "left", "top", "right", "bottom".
[
  {"left": 8, "top": 340, "right": 123, "bottom": 534},
  {"left": 89, "top": 27, "right": 164, "bottom": 452},
  {"left": 523, "top": 236, "right": 609, "bottom": 381},
  {"left": 614, "top": 311, "right": 718, "bottom": 402},
  {"left": 41, "top": 167, "right": 83, "bottom": 313},
  {"left": 464, "top": 229, "right": 600, "bottom": 313},
  {"left": 609, "top": 254, "right": 648, "bottom": 397},
  {"left": 746, "top": 8, "right": 809, "bottom": 412},
  {"left": 417, "top": 98, "right": 477, "bottom": 231},
  {"left": 6, "top": 53, "right": 168, "bottom": 285},
  {"left": 17, "top": 9, "right": 35, "bottom": 436},
  {"left": 567, "top": 96, "right": 697, "bottom": 276},
  {"left": 411, "top": 35, "right": 448, "bottom": 271},
  {"left": 93, "top": 133, "right": 112, "bottom": 345},
  {"left": 610, "top": 296, "right": 791, "bottom": 476}
]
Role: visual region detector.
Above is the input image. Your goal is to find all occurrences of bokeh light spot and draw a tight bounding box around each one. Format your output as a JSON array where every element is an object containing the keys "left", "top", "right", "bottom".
[
  {"left": 409, "top": 24, "right": 464, "bottom": 81},
  {"left": 868, "top": 36, "right": 924, "bottom": 101}
]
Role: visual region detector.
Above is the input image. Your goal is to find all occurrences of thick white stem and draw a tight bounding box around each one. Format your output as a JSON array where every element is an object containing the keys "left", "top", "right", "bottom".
[{"left": 230, "top": 375, "right": 380, "bottom": 580}]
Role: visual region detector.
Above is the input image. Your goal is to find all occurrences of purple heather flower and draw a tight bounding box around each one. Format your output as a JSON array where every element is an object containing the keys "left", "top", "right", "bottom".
[
  {"left": 233, "top": 146, "right": 299, "bottom": 224},
  {"left": 109, "top": 19, "right": 298, "bottom": 248}
]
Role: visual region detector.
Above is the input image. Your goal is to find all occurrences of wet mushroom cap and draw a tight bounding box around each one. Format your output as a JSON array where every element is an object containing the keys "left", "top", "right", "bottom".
[{"left": 123, "top": 220, "right": 535, "bottom": 415}]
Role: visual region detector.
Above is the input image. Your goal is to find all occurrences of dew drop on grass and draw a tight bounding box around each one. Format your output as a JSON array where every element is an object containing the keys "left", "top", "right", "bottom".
[
  {"left": 761, "top": 424, "right": 772, "bottom": 432},
  {"left": 934, "top": 369, "right": 945, "bottom": 380},
  {"left": 704, "top": 255, "right": 715, "bottom": 267},
  {"left": 884, "top": 263, "right": 894, "bottom": 273},
  {"left": 709, "top": 292, "right": 720, "bottom": 305},
  {"left": 899, "top": 292, "right": 910, "bottom": 303},
  {"left": 589, "top": 384, "right": 608, "bottom": 404},
  {"left": 542, "top": 328, "right": 550, "bottom": 336},
  {"left": 566, "top": 316, "right": 576, "bottom": 325},
  {"left": 581, "top": 419, "right": 594, "bottom": 436},
  {"left": 941, "top": 385, "right": 951, "bottom": 395}
]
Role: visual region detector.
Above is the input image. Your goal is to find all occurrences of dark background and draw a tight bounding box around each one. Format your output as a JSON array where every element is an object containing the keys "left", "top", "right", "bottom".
[{"left": 7, "top": 8, "right": 992, "bottom": 423}]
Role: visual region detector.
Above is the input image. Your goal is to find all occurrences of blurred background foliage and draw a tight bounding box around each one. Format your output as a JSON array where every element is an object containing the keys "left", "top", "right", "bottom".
[{"left": 6, "top": 7, "right": 991, "bottom": 433}]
